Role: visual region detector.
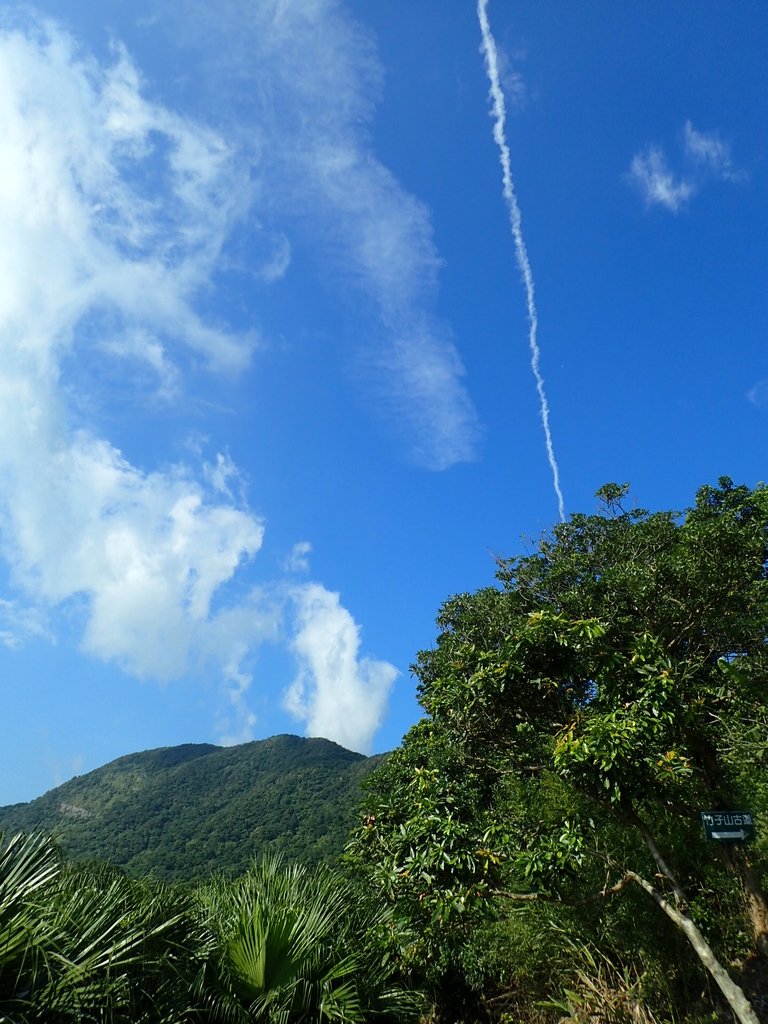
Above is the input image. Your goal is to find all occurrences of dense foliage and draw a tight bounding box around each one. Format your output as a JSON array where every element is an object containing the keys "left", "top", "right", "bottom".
[
  {"left": 0, "top": 831, "right": 420, "bottom": 1023},
  {"left": 349, "top": 480, "right": 768, "bottom": 1024},
  {"left": 0, "top": 736, "right": 384, "bottom": 880}
]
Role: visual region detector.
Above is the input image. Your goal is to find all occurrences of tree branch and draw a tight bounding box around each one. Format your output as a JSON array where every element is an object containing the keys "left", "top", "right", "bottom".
[
  {"left": 499, "top": 869, "right": 759, "bottom": 1024},
  {"left": 497, "top": 872, "right": 635, "bottom": 907},
  {"left": 624, "top": 871, "right": 760, "bottom": 1024},
  {"left": 618, "top": 806, "right": 689, "bottom": 909}
]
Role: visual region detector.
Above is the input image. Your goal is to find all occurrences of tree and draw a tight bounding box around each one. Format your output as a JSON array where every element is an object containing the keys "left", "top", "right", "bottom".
[{"left": 351, "top": 480, "right": 768, "bottom": 1024}]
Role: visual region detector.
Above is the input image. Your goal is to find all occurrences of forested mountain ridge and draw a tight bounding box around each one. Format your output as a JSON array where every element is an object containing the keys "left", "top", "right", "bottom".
[{"left": 0, "top": 734, "right": 385, "bottom": 880}]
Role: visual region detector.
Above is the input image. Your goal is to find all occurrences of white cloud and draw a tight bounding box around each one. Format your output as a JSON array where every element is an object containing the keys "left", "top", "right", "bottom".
[
  {"left": 203, "top": 594, "right": 284, "bottom": 744},
  {"left": 747, "top": 380, "right": 768, "bottom": 407},
  {"left": 284, "top": 542, "right": 312, "bottom": 574},
  {"left": 101, "top": 329, "right": 181, "bottom": 400},
  {"left": 0, "top": 598, "right": 50, "bottom": 650},
  {"left": 216, "top": 653, "right": 259, "bottom": 747},
  {"left": 683, "top": 121, "right": 740, "bottom": 180},
  {"left": 2, "top": 427, "right": 265, "bottom": 680},
  {"left": 255, "top": 233, "right": 292, "bottom": 283},
  {"left": 203, "top": 451, "right": 241, "bottom": 499},
  {"left": 628, "top": 145, "right": 695, "bottom": 212},
  {"left": 295, "top": 128, "right": 481, "bottom": 469},
  {"left": 0, "top": 12, "right": 403, "bottom": 755},
  {"left": 284, "top": 583, "right": 397, "bottom": 753},
  {"left": 152, "top": 0, "right": 481, "bottom": 469},
  {"left": 628, "top": 121, "right": 743, "bottom": 213},
  {"left": 0, "top": 19, "right": 255, "bottom": 376},
  {"left": 0, "top": 19, "right": 266, "bottom": 685}
]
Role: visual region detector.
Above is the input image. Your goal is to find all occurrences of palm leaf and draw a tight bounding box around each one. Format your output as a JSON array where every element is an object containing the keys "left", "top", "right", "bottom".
[{"left": 0, "top": 833, "right": 61, "bottom": 1018}]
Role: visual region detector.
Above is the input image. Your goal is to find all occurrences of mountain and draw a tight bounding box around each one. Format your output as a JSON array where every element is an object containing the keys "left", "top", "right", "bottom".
[{"left": 0, "top": 735, "right": 385, "bottom": 881}]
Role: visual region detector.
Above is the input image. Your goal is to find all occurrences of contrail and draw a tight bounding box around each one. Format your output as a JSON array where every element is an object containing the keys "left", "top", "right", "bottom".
[{"left": 477, "top": 0, "right": 566, "bottom": 522}]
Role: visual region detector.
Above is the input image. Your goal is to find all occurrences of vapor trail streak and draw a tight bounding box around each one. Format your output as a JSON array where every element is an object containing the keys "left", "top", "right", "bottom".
[{"left": 477, "top": 0, "right": 566, "bottom": 522}]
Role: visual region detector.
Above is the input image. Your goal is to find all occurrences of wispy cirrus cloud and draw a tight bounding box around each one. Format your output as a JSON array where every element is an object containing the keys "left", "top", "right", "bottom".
[
  {"left": 0, "top": 12, "right": 398, "bottom": 753},
  {"left": 683, "top": 120, "right": 742, "bottom": 181},
  {"left": 283, "top": 542, "right": 312, "bottom": 575},
  {"left": 628, "top": 121, "right": 743, "bottom": 212},
  {"left": 747, "top": 380, "right": 768, "bottom": 407},
  {"left": 627, "top": 145, "right": 695, "bottom": 213},
  {"left": 0, "top": 598, "right": 50, "bottom": 650},
  {"left": 151, "top": 0, "right": 481, "bottom": 469}
]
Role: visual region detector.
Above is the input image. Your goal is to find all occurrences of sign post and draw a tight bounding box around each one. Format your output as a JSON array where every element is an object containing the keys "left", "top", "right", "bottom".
[{"left": 700, "top": 810, "right": 755, "bottom": 843}]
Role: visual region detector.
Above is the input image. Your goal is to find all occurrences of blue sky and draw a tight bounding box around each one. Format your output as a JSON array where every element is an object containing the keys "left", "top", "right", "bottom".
[{"left": 0, "top": 0, "right": 766, "bottom": 805}]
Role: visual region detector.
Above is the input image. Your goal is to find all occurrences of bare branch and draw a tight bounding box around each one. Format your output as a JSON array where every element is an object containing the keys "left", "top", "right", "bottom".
[{"left": 497, "top": 872, "right": 634, "bottom": 907}]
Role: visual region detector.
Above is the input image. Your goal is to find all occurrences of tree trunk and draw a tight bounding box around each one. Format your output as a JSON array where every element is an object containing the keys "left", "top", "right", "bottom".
[
  {"left": 630, "top": 812, "right": 688, "bottom": 907},
  {"left": 628, "top": 870, "right": 760, "bottom": 1024},
  {"left": 723, "top": 845, "right": 768, "bottom": 957},
  {"left": 742, "top": 858, "right": 768, "bottom": 957},
  {"left": 625, "top": 809, "right": 760, "bottom": 1024}
]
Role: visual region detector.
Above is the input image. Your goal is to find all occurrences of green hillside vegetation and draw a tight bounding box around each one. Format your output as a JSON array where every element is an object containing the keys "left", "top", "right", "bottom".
[{"left": 0, "top": 735, "right": 385, "bottom": 881}]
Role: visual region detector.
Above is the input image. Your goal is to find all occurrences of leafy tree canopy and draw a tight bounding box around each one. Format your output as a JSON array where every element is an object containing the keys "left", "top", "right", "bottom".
[{"left": 350, "top": 479, "right": 768, "bottom": 1023}]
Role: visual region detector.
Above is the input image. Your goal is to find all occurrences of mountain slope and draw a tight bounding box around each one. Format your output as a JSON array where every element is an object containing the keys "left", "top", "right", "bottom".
[{"left": 0, "top": 735, "right": 385, "bottom": 880}]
